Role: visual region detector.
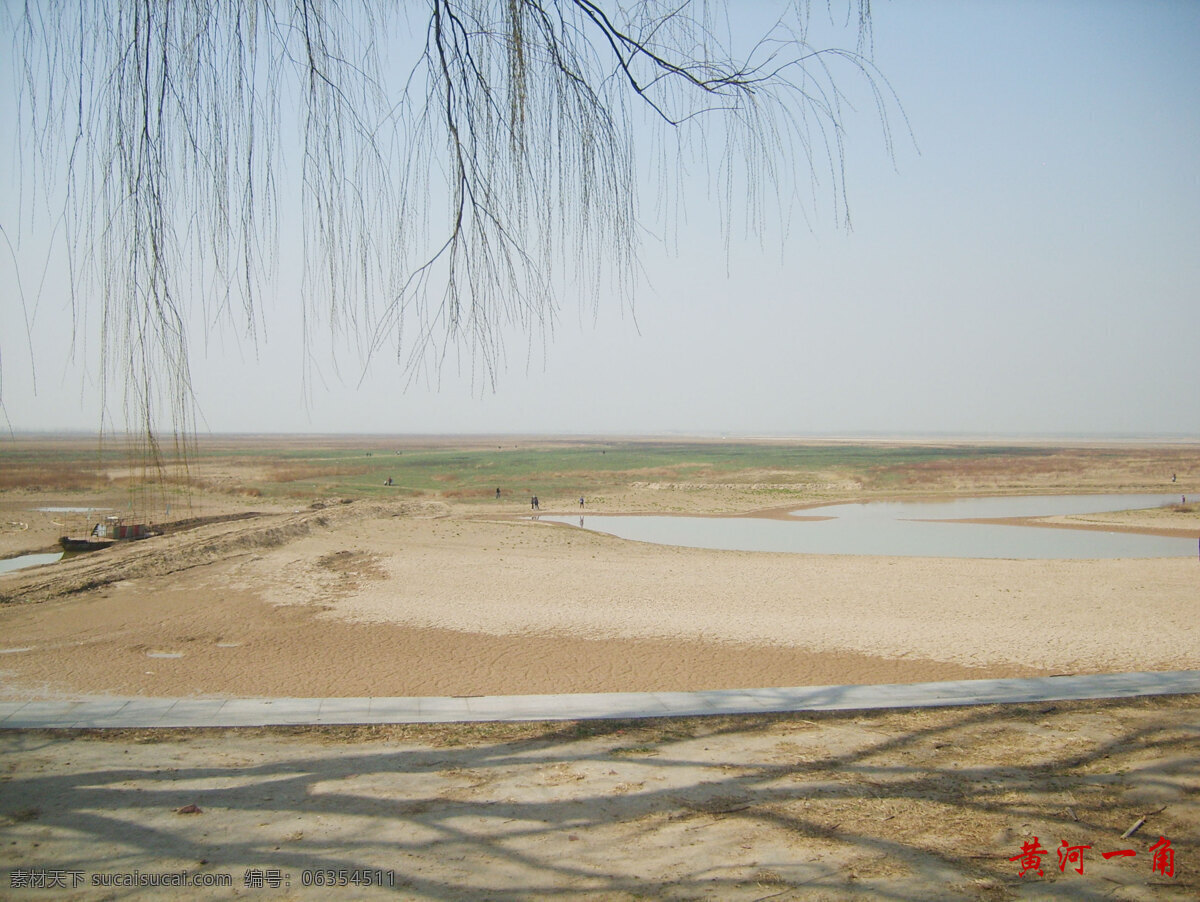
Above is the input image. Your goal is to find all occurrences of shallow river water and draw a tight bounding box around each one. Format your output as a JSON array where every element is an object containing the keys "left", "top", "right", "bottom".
[
  {"left": 0, "top": 551, "right": 65, "bottom": 575},
  {"left": 540, "top": 494, "right": 1197, "bottom": 559}
]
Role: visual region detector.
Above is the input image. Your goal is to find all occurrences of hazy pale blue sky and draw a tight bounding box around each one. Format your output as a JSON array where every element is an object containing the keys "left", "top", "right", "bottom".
[{"left": 2, "top": 1, "right": 1198, "bottom": 437}]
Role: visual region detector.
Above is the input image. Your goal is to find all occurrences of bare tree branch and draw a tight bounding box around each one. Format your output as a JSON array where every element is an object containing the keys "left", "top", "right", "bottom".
[{"left": 5, "top": 0, "right": 902, "bottom": 453}]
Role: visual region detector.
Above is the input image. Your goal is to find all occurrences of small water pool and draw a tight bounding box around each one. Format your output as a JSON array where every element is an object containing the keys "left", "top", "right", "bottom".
[
  {"left": 539, "top": 494, "right": 1196, "bottom": 559},
  {"left": 0, "top": 551, "right": 65, "bottom": 575}
]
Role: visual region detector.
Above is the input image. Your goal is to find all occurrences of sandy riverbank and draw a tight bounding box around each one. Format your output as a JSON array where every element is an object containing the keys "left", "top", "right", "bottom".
[{"left": 1, "top": 496, "right": 1197, "bottom": 698}]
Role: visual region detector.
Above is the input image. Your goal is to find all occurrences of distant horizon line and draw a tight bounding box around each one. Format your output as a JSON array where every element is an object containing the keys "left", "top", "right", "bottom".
[{"left": 5, "top": 429, "right": 1200, "bottom": 444}]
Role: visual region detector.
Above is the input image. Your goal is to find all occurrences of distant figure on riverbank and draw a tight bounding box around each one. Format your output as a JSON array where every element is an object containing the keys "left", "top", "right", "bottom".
[
  {"left": 496, "top": 487, "right": 501, "bottom": 500},
  {"left": 531, "top": 496, "right": 539, "bottom": 510},
  {"left": 579, "top": 495, "right": 585, "bottom": 508},
  {"left": 384, "top": 477, "right": 393, "bottom": 486}
]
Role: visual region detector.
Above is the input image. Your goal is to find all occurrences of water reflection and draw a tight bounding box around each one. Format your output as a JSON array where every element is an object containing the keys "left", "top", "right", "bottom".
[{"left": 539, "top": 494, "right": 1195, "bottom": 559}]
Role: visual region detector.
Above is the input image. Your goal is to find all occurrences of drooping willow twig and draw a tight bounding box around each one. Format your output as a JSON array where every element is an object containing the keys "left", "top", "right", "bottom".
[{"left": 7, "top": 1, "right": 904, "bottom": 462}]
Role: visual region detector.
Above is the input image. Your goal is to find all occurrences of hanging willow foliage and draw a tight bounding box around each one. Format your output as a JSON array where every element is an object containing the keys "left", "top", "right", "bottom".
[{"left": 8, "top": 1, "right": 900, "bottom": 448}]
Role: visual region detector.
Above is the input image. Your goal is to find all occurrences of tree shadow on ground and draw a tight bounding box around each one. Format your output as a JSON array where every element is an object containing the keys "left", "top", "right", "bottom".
[{"left": 1, "top": 695, "right": 1196, "bottom": 899}]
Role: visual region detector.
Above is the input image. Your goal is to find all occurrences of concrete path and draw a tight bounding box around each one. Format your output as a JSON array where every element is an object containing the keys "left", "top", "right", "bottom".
[{"left": 1, "top": 670, "right": 1197, "bottom": 729}]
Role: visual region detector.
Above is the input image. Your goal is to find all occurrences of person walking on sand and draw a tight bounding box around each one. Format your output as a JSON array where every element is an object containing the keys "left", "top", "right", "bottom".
[
  {"left": 531, "top": 495, "right": 539, "bottom": 510},
  {"left": 496, "top": 487, "right": 501, "bottom": 500},
  {"left": 579, "top": 495, "right": 585, "bottom": 508}
]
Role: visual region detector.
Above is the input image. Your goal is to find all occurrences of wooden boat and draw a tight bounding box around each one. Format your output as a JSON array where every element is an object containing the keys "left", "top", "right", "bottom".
[{"left": 59, "top": 536, "right": 114, "bottom": 553}]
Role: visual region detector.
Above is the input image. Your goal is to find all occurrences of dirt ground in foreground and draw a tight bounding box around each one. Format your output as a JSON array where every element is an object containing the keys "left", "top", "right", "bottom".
[{"left": 1, "top": 695, "right": 1197, "bottom": 900}]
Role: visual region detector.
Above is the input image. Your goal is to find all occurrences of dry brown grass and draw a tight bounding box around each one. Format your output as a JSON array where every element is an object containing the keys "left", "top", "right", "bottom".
[
  {"left": 441, "top": 487, "right": 501, "bottom": 500},
  {"left": 0, "top": 463, "right": 110, "bottom": 492},
  {"left": 866, "top": 448, "right": 1194, "bottom": 495},
  {"left": 268, "top": 463, "right": 371, "bottom": 484}
]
